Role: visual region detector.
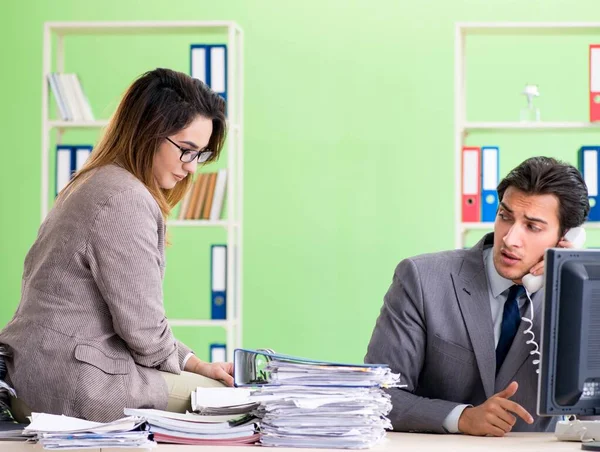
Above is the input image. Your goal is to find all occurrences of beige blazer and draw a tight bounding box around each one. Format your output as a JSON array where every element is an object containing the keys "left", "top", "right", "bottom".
[{"left": 0, "top": 164, "right": 192, "bottom": 422}]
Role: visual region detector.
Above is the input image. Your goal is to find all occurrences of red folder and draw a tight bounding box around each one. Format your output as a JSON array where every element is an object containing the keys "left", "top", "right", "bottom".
[
  {"left": 590, "top": 45, "right": 600, "bottom": 122},
  {"left": 462, "top": 146, "right": 481, "bottom": 222}
]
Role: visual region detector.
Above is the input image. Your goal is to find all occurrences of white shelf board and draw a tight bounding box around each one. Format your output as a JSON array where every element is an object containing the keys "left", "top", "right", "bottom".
[
  {"left": 167, "top": 220, "right": 237, "bottom": 228},
  {"left": 46, "top": 21, "right": 240, "bottom": 35},
  {"left": 458, "top": 22, "right": 600, "bottom": 34},
  {"left": 464, "top": 121, "right": 600, "bottom": 131},
  {"left": 461, "top": 222, "right": 494, "bottom": 231},
  {"left": 48, "top": 120, "right": 109, "bottom": 129},
  {"left": 461, "top": 222, "right": 600, "bottom": 232},
  {"left": 169, "top": 319, "right": 236, "bottom": 328}
]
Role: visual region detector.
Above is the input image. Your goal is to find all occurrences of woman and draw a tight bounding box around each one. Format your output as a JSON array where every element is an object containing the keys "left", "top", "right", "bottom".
[{"left": 0, "top": 68, "right": 232, "bottom": 423}]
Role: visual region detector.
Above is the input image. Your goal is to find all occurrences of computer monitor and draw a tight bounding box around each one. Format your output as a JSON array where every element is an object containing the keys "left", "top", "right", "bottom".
[{"left": 538, "top": 248, "right": 600, "bottom": 416}]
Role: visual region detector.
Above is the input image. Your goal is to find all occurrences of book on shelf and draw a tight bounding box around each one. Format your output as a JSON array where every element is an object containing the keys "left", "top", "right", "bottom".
[
  {"left": 185, "top": 173, "right": 204, "bottom": 220},
  {"left": 177, "top": 185, "right": 194, "bottom": 220},
  {"left": 193, "top": 173, "right": 210, "bottom": 219},
  {"left": 202, "top": 172, "right": 217, "bottom": 219},
  {"left": 47, "top": 72, "right": 95, "bottom": 122},
  {"left": 178, "top": 170, "right": 227, "bottom": 221},
  {"left": 210, "top": 169, "right": 227, "bottom": 220}
]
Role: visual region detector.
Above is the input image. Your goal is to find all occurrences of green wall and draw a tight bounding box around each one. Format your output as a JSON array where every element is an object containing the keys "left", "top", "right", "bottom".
[{"left": 2, "top": 0, "right": 600, "bottom": 363}]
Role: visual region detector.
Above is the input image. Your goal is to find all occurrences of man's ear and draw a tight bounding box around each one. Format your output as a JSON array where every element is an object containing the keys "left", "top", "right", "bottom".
[{"left": 556, "top": 228, "right": 566, "bottom": 246}]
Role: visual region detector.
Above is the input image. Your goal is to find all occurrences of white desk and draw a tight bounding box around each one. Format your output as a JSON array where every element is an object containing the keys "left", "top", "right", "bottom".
[{"left": 0, "top": 432, "right": 588, "bottom": 451}]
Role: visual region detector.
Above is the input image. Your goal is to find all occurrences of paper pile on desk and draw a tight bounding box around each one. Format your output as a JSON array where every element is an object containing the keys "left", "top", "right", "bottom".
[
  {"left": 125, "top": 392, "right": 259, "bottom": 446},
  {"left": 234, "top": 348, "right": 402, "bottom": 449},
  {"left": 24, "top": 413, "right": 153, "bottom": 449},
  {"left": 252, "top": 386, "right": 393, "bottom": 449}
]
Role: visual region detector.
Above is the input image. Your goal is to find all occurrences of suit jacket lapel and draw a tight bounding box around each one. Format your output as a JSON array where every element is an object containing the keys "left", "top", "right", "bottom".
[
  {"left": 495, "top": 290, "right": 544, "bottom": 390},
  {"left": 451, "top": 234, "right": 497, "bottom": 399}
]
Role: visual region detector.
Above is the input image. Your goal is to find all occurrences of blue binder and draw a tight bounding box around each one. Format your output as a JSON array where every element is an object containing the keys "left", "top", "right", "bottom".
[
  {"left": 56, "top": 145, "right": 73, "bottom": 196},
  {"left": 480, "top": 146, "right": 499, "bottom": 222},
  {"left": 74, "top": 145, "right": 93, "bottom": 172},
  {"left": 578, "top": 146, "right": 600, "bottom": 221},
  {"left": 190, "top": 44, "right": 227, "bottom": 103},
  {"left": 211, "top": 244, "right": 227, "bottom": 320},
  {"left": 55, "top": 144, "right": 93, "bottom": 196},
  {"left": 209, "top": 343, "right": 227, "bottom": 363}
]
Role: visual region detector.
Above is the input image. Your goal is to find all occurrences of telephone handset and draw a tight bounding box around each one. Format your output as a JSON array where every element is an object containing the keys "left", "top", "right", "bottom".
[
  {"left": 521, "top": 227, "right": 586, "bottom": 375},
  {"left": 521, "top": 226, "right": 587, "bottom": 294}
]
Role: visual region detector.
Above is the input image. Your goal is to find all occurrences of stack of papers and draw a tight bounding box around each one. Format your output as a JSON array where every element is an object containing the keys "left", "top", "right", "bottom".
[
  {"left": 264, "top": 361, "right": 400, "bottom": 387},
  {"left": 125, "top": 404, "right": 259, "bottom": 446},
  {"left": 252, "top": 386, "right": 392, "bottom": 448},
  {"left": 234, "top": 349, "right": 401, "bottom": 449},
  {"left": 23, "top": 413, "right": 152, "bottom": 449}
]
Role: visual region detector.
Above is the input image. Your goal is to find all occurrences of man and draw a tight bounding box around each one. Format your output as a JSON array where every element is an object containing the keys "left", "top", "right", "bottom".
[{"left": 365, "top": 157, "right": 590, "bottom": 436}]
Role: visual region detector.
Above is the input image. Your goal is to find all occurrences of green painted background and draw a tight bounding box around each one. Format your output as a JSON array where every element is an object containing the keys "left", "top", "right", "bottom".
[{"left": 2, "top": 0, "right": 600, "bottom": 363}]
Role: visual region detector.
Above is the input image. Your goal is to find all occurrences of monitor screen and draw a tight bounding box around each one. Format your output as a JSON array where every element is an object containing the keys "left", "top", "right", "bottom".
[{"left": 538, "top": 248, "right": 600, "bottom": 416}]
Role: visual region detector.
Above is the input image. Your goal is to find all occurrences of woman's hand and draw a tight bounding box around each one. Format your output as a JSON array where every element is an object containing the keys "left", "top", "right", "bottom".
[{"left": 192, "top": 360, "right": 234, "bottom": 387}]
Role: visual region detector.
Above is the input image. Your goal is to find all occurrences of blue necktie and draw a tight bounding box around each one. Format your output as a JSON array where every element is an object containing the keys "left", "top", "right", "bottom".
[{"left": 496, "top": 284, "right": 525, "bottom": 373}]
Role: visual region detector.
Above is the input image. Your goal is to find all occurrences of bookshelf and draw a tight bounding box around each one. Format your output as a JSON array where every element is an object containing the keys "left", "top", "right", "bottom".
[
  {"left": 41, "top": 21, "right": 244, "bottom": 361},
  {"left": 454, "top": 22, "right": 600, "bottom": 249}
]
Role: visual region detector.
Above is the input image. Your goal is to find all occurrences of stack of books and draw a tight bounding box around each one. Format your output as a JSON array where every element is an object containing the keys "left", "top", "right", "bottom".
[
  {"left": 178, "top": 169, "right": 227, "bottom": 221},
  {"left": 47, "top": 73, "right": 95, "bottom": 122},
  {"left": 234, "top": 348, "right": 402, "bottom": 449},
  {"left": 125, "top": 393, "right": 259, "bottom": 446}
]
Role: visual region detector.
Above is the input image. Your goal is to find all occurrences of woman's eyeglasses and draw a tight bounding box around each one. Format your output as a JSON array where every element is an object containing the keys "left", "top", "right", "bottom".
[{"left": 165, "top": 137, "right": 213, "bottom": 163}]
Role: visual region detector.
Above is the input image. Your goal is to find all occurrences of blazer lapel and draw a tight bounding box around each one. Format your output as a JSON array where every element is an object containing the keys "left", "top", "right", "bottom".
[
  {"left": 451, "top": 234, "right": 497, "bottom": 399},
  {"left": 495, "top": 290, "right": 544, "bottom": 390}
]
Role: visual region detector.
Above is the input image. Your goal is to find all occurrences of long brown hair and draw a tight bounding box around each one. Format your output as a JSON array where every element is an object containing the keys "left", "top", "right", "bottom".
[{"left": 59, "top": 68, "right": 227, "bottom": 218}]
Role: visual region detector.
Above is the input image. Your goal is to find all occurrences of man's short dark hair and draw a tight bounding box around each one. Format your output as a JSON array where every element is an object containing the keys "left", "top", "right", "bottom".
[{"left": 496, "top": 156, "right": 590, "bottom": 236}]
